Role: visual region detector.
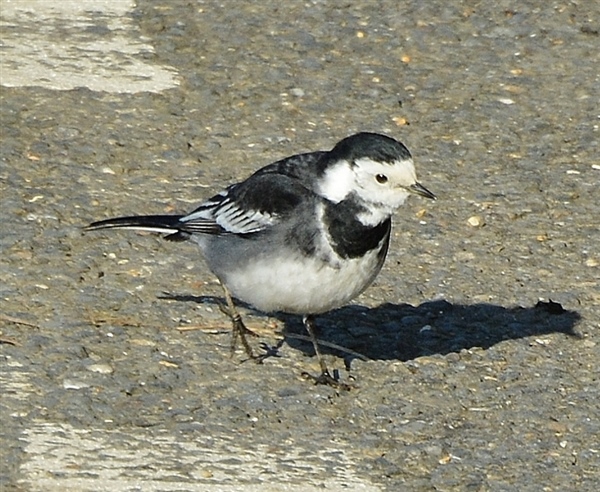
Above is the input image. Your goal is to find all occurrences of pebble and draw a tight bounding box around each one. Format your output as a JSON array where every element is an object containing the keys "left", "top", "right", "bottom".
[
  {"left": 86, "top": 363, "right": 114, "bottom": 374},
  {"left": 467, "top": 215, "right": 484, "bottom": 227}
]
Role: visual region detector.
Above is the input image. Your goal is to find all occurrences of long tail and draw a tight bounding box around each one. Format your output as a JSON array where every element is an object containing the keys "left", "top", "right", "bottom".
[{"left": 85, "top": 215, "right": 189, "bottom": 241}]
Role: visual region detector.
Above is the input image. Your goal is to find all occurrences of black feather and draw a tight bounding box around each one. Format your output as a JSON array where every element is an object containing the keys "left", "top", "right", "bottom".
[
  {"left": 323, "top": 200, "right": 391, "bottom": 259},
  {"left": 85, "top": 215, "right": 184, "bottom": 232}
]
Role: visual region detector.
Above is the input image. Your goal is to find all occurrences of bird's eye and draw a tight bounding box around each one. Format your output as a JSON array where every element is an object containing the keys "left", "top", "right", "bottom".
[{"left": 375, "top": 174, "right": 388, "bottom": 184}]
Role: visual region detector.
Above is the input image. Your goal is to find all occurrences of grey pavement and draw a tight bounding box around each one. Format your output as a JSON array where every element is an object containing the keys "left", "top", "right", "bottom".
[{"left": 1, "top": 1, "right": 599, "bottom": 491}]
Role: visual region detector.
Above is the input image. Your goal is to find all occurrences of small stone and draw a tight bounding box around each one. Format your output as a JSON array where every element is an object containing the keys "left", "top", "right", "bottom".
[
  {"left": 467, "top": 215, "right": 484, "bottom": 227},
  {"left": 87, "top": 363, "right": 114, "bottom": 374},
  {"left": 393, "top": 116, "right": 409, "bottom": 126}
]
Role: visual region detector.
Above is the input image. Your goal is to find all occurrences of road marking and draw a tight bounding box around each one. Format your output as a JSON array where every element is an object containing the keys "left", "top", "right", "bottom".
[
  {"left": 0, "top": 0, "right": 179, "bottom": 93},
  {"left": 17, "top": 421, "right": 381, "bottom": 491}
]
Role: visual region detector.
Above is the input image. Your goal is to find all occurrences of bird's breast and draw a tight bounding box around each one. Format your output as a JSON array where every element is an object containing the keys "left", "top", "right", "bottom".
[{"left": 217, "top": 234, "right": 389, "bottom": 315}]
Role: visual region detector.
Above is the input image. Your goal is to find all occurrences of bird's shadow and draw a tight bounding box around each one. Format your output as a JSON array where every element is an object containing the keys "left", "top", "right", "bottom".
[{"left": 159, "top": 293, "right": 581, "bottom": 365}]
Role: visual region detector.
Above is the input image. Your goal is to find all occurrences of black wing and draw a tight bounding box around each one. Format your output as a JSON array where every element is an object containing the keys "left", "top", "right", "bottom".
[{"left": 179, "top": 151, "right": 326, "bottom": 235}]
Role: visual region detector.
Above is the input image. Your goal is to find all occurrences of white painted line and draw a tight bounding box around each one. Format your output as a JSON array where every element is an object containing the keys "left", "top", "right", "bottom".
[
  {"left": 0, "top": 0, "right": 179, "bottom": 93},
  {"left": 18, "top": 421, "right": 382, "bottom": 491}
]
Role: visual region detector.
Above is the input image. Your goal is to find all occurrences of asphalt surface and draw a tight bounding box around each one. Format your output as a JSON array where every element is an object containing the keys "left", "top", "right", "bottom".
[{"left": 1, "top": 1, "right": 599, "bottom": 491}]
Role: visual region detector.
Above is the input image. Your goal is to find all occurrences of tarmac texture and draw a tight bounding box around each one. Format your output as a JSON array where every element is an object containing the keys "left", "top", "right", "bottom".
[{"left": 1, "top": 1, "right": 599, "bottom": 490}]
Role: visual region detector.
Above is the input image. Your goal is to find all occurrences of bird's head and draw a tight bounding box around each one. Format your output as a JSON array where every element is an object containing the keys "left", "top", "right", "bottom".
[{"left": 317, "top": 132, "right": 435, "bottom": 225}]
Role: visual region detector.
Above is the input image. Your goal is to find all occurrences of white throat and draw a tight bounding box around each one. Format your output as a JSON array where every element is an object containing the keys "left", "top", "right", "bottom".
[{"left": 357, "top": 206, "right": 395, "bottom": 227}]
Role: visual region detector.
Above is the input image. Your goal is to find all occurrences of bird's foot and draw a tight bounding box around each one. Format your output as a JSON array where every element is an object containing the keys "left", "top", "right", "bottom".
[{"left": 229, "top": 314, "right": 258, "bottom": 359}]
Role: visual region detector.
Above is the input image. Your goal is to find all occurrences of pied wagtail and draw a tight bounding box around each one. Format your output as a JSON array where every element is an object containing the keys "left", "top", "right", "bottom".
[{"left": 86, "top": 132, "right": 435, "bottom": 385}]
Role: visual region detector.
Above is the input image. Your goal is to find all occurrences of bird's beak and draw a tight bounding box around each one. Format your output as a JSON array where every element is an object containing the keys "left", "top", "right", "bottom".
[{"left": 409, "top": 182, "right": 436, "bottom": 200}]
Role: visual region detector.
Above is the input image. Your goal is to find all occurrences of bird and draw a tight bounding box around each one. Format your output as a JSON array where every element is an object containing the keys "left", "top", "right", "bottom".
[{"left": 85, "top": 132, "right": 436, "bottom": 386}]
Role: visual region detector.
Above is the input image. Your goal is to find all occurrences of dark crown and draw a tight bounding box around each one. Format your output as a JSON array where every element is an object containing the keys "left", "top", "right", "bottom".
[{"left": 329, "top": 132, "right": 412, "bottom": 164}]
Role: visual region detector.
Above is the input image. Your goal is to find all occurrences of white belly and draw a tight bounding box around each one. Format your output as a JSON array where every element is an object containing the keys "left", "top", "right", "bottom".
[{"left": 220, "top": 246, "right": 385, "bottom": 315}]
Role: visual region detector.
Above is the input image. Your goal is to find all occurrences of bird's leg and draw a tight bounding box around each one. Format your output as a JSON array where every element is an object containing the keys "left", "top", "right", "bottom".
[
  {"left": 301, "top": 315, "right": 346, "bottom": 387},
  {"left": 219, "top": 285, "right": 256, "bottom": 359}
]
